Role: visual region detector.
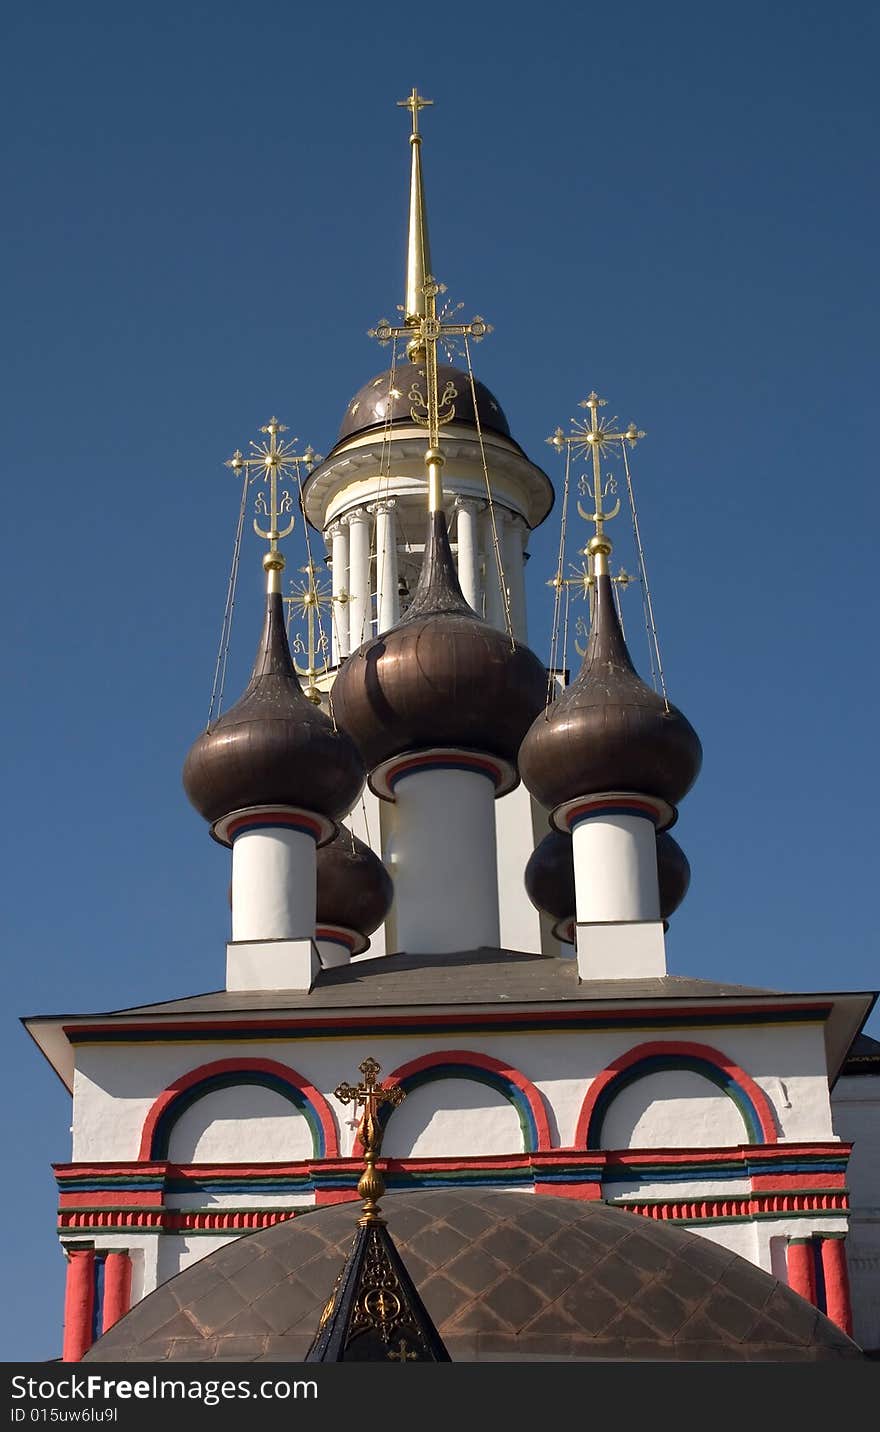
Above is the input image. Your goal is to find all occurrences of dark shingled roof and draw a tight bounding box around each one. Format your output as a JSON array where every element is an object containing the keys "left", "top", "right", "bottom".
[
  {"left": 842, "top": 1031, "right": 880, "bottom": 1074},
  {"left": 84, "top": 1189, "right": 862, "bottom": 1363},
  {"left": 87, "top": 950, "right": 779, "bottom": 1016}
]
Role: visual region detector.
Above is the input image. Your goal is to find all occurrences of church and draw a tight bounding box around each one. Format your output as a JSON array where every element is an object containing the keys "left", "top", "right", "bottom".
[{"left": 22, "top": 90, "right": 879, "bottom": 1363}]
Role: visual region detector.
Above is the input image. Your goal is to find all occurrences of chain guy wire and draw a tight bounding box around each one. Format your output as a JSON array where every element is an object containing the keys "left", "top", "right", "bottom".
[
  {"left": 620, "top": 438, "right": 668, "bottom": 709},
  {"left": 546, "top": 439, "right": 572, "bottom": 709},
  {"left": 463, "top": 335, "right": 515, "bottom": 647},
  {"left": 207, "top": 464, "right": 250, "bottom": 728}
]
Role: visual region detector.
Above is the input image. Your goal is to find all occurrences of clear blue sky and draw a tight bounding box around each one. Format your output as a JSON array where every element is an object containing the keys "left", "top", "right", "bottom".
[{"left": 1, "top": 1, "right": 877, "bottom": 1360}]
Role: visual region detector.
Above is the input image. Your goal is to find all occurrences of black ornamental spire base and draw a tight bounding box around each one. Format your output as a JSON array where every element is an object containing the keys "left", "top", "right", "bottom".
[{"left": 305, "top": 1218, "right": 451, "bottom": 1363}]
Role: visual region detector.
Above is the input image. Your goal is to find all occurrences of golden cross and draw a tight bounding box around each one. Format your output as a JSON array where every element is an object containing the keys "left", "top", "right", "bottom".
[
  {"left": 397, "top": 87, "right": 433, "bottom": 137},
  {"left": 224, "top": 419, "right": 322, "bottom": 587},
  {"left": 283, "top": 562, "right": 332, "bottom": 705},
  {"left": 370, "top": 281, "right": 491, "bottom": 511},
  {"left": 387, "top": 1339, "right": 418, "bottom": 1362},
  {"left": 334, "top": 1057, "right": 406, "bottom": 1223},
  {"left": 546, "top": 393, "right": 645, "bottom": 576}
]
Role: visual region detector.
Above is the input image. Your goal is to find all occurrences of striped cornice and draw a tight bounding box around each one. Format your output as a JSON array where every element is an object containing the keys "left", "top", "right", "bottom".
[
  {"left": 61, "top": 1000, "right": 834, "bottom": 1047},
  {"left": 54, "top": 1142, "right": 851, "bottom": 1236}
]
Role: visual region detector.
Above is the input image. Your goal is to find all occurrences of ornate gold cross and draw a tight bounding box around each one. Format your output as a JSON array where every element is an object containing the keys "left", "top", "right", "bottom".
[
  {"left": 224, "top": 419, "right": 322, "bottom": 589},
  {"left": 334, "top": 1057, "right": 406, "bottom": 1224},
  {"left": 284, "top": 562, "right": 332, "bottom": 705},
  {"left": 546, "top": 393, "right": 645, "bottom": 578}
]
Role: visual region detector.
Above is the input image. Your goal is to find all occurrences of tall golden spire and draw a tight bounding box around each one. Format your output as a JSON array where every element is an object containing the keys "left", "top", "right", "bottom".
[
  {"left": 369, "top": 91, "right": 491, "bottom": 513},
  {"left": 547, "top": 394, "right": 644, "bottom": 578},
  {"left": 398, "top": 88, "right": 433, "bottom": 328},
  {"left": 224, "top": 420, "right": 321, "bottom": 593}
]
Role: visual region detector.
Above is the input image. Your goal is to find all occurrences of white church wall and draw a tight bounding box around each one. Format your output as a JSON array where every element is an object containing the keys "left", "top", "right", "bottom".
[
  {"left": 165, "top": 1085, "right": 314, "bottom": 1164},
  {"left": 69, "top": 1017, "right": 835, "bottom": 1165},
  {"left": 380, "top": 1078, "right": 523, "bottom": 1158},
  {"left": 495, "top": 785, "right": 544, "bottom": 954}
]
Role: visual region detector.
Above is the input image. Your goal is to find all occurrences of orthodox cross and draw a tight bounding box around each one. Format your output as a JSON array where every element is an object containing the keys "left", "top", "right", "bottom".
[
  {"left": 224, "top": 419, "right": 322, "bottom": 588},
  {"left": 546, "top": 392, "right": 644, "bottom": 580},
  {"left": 283, "top": 562, "right": 332, "bottom": 705},
  {"left": 396, "top": 86, "right": 433, "bottom": 135},
  {"left": 334, "top": 1057, "right": 406, "bottom": 1224}
]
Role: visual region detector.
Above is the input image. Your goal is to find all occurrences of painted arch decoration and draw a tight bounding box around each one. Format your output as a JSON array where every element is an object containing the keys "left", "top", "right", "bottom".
[
  {"left": 575, "top": 1041, "right": 779, "bottom": 1150},
  {"left": 355, "top": 1050, "right": 553, "bottom": 1154},
  {"left": 138, "top": 1057, "right": 339, "bottom": 1161}
]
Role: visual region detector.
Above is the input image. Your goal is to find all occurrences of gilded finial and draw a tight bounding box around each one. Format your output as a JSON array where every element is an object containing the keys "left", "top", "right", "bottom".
[
  {"left": 334, "top": 1056, "right": 406, "bottom": 1224},
  {"left": 367, "top": 92, "right": 492, "bottom": 514},
  {"left": 546, "top": 394, "right": 644, "bottom": 579},
  {"left": 224, "top": 421, "right": 322, "bottom": 594},
  {"left": 397, "top": 89, "right": 433, "bottom": 328}
]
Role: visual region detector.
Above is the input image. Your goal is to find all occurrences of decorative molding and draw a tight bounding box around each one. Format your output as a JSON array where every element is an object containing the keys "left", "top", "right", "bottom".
[
  {"left": 62, "top": 1002, "right": 834, "bottom": 1049},
  {"left": 137, "top": 1058, "right": 340, "bottom": 1162},
  {"left": 55, "top": 1141, "right": 850, "bottom": 1239}
]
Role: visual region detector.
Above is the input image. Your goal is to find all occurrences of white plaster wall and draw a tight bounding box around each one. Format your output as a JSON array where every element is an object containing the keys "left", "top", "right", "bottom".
[
  {"left": 831, "top": 1073, "right": 880, "bottom": 1350},
  {"left": 71, "top": 1019, "right": 836, "bottom": 1163},
  {"left": 165, "top": 1085, "right": 314, "bottom": 1164},
  {"left": 599, "top": 1069, "right": 748, "bottom": 1149},
  {"left": 343, "top": 788, "right": 387, "bottom": 960},
  {"left": 381, "top": 1078, "right": 523, "bottom": 1158},
  {"left": 495, "top": 785, "right": 544, "bottom": 955},
  {"left": 156, "top": 1233, "right": 238, "bottom": 1287}
]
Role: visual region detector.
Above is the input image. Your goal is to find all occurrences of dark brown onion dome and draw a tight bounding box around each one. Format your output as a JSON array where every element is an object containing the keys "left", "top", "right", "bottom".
[
  {"left": 657, "top": 830, "right": 690, "bottom": 919},
  {"left": 524, "top": 830, "right": 575, "bottom": 932},
  {"left": 331, "top": 511, "right": 548, "bottom": 773},
  {"left": 519, "top": 571, "right": 702, "bottom": 813},
  {"left": 336, "top": 364, "right": 511, "bottom": 444},
  {"left": 183, "top": 592, "right": 364, "bottom": 829},
  {"left": 316, "top": 831, "right": 393, "bottom": 939}
]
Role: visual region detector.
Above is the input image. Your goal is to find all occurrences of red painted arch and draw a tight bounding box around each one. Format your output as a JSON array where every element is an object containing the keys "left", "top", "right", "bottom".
[
  {"left": 138, "top": 1058, "right": 339, "bottom": 1160},
  {"left": 574, "top": 1041, "right": 778, "bottom": 1148},
  {"left": 354, "top": 1049, "right": 553, "bottom": 1155}
]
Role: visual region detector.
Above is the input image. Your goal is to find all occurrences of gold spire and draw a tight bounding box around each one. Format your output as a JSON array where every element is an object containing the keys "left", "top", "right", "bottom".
[
  {"left": 224, "top": 420, "right": 322, "bottom": 594},
  {"left": 369, "top": 92, "right": 492, "bottom": 514},
  {"left": 333, "top": 1056, "right": 406, "bottom": 1224},
  {"left": 547, "top": 394, "right": 645, "bottom": 578},
  {"left": 398, "top": 88, "right": 433, "bottom": 328}
]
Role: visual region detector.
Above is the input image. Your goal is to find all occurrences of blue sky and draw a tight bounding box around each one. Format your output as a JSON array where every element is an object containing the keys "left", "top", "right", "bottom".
[{"left": 1, "top": 1, "right": 877, "bottom": 1360}]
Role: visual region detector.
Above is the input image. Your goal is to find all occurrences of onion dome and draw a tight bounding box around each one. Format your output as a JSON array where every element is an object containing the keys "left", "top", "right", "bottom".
[
  {"left": 524, "top": 830, "right": 575, "bottom": 943},
  {"left": 656, "top": 830, "right": 690, "bottom": 919},
  {"left": 525, "top": 826, "right": 691, "bottom": 938},
  {"left": 183, "top": 591, "right": 364, "bottom": 831},
  {"left": 331, "top": 510, "right": 548, "bottom": 774},
  {"left": 519, "top": 571, "right": 702, "bottom": 814},
  {"left": 316, "top": 831, "right": 393, "bottom": 942},
  {"left": 336, "top": 364, "right": 511, "bottom": 444}
]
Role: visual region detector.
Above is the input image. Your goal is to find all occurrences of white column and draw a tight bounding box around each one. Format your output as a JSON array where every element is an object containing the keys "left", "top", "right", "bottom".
[
  {"left": 370, "top": 499, "right": 399, "bottom": 634},
  {"left": 345, "top": 507, "right": 373, "bottom": 651},
  {"left": 454, "top": 497, "right": 482, "bottom": 614},
  {"left": 328, "top": 521, "right": 350, "bottom": 662},
  {"left": 571, "top": 813, "right": 660, "bottom": 923},
  {"left": 231, "top": 828, "right": 317, "bottom": 941},
  {"left": 482, "top": 506, "right": 508, "bottom": 631},
  {"left": 384, "top": 768, "right": 500, "bottom": 953},
  {"left": 566, "top": 801, "right": 666, "bottom": 979},
  {"left": 504, "top": 514, "right": 528, "bottom": 641}
]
